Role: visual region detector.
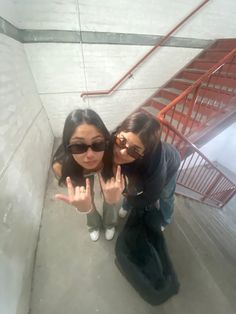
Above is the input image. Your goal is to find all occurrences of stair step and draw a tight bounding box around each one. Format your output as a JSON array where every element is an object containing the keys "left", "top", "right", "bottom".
[
  {"left": 187, "top": 84, "right": 234, "bottom": 99},
  {"left": 145, "top": 97, "right": 232, "bottom": 141},
  {"left": 199, "top": 50, "right": 233, "bottom": 61},
  {"left": 150, "top": 89, "right": 232, "bottom": 118},
  {"left": 140, "top": 107, "right": 181, "bottom": 143},
  {"left": 151, "top": 92, "right": 228, "bottom": 126},
  {"left": 174, "top": 78, "right": 195, "bottom": 85},
  {"left": 184, "top": 68, "right": 207, "bottom": 74},
  {"left": 151, "top": 96, "right": 170, "bottom": 106},
  {"left": 167, "top": 79, "right": 191, "bottom": 91},
  {"left": 169, "top": 79, "right": 235, "bottom": 98},
  {"left": 211, "top": 39, "right": 236, "bottom": 49},
  {"left": 144, "top": 39, "right": 236, "bottom": 148},
  {"left": 190, "top": 60, "right": 236, "bottom": 72},
  {"left": 145, "top": 100, "right": 201, "bottom": 129},
  {"left": 158, "top": 88, "right": 181, "bottom": 101},
  {"left": 176, "top": 72, "right": 236, "bottom": 92},
  {"left": 153, "top": 84, "right": 232, "bottom": 110},
  {"left": 163, "top": 87, "right": 181, "bottom": 94},
  {"left": 178, "top": 70, "right": 204, "bottom": 81},
  {"left": 195, "top": 58, "right": 226, "bottom": 64},
  {"left": 196, "top": 88, "right": 232, "bottom": 104},
  {"left": 182, "top": 69, "right": 236, "bottom": 83},
  {"left": 189, "top": 60, "right": 219, "bottom": 71},
  {"left": 141, "top": 105, "right": 159, "bottom": 117},
  {"left": 205, "top": 48, "right": 235, "bottom": 52},
  {"left": 158, "top": 89, "right": 177, "bottom": 99},
  {"left": 207, "top": 79, "right": 236, "bottom": 93}
]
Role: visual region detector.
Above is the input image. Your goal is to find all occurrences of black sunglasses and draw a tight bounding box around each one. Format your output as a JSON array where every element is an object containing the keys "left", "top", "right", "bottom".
[
  {"left": 115, "top": 136, "right": 143, "bottom": 159},
  {"left": 67, "top": 141, "right": 106, "bottom": 154}
]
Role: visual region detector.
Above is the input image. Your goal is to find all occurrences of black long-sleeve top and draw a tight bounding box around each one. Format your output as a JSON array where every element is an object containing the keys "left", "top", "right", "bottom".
[{"left": 121, "top": 142, "right": 181, "bottom": 209}]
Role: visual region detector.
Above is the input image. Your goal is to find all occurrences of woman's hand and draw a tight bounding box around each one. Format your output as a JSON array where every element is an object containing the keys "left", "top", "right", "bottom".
[
  {"left": 99, "top": 165, "right": 125, "bottom": 204},
  {"left": 55, "top": 177, "right": 93, "bottom": 213}
]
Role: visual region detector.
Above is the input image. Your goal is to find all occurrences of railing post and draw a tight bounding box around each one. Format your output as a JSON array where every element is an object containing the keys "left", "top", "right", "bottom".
[
  {"left": 161, "top": 119, "right": 236, "bottom": 208},
  {"left": 181, "top": 84, "right": 201, "bottom": 135},
  {"left": 219, "top": 189, "right": 236, "bottom": 208},
  {"left": 201, "top": 172, "right": 222, "bottom": 203}
]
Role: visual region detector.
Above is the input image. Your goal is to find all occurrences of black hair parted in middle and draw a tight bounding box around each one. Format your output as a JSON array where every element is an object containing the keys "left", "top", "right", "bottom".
[{"left": 52, "top": 108, "right": 114, "bottom": 186}]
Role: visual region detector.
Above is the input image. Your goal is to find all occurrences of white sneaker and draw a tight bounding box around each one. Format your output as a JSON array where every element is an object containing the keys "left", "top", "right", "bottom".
[
  {"left": 119, "top": 207, "right": 128, "bottom": 218},
  {"left": 161, "top": 225, "right": 165, "bottom": 232},
  {"left": 105, "top": 227, "right": 115, "bottom": 241},
  {"left": 89, "top": 229, "right": 100, "bottom": 241}
]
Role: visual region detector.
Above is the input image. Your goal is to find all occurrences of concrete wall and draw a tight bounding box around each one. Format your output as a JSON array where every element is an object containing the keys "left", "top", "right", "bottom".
[
  {"left": 25, "top": 43, "right": 201, "bottom": 136},
  {"left": 4, "top": 0, "right": 236, "bottom": 39},
  {"left": 9, "top": 0, "right": 234, "bottom": 137},
  {"left": 0, "top": 33, "right": 54, "bottom": 314},
  {"left": 0, "top": 0, "right": 18, "bottom": 25}
]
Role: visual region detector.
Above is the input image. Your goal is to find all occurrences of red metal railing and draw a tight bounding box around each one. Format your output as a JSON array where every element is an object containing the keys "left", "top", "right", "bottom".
[
  {"left": 160, "top": 120, "right": 236, "bottom": 208},
  {"left": 81, "top": 0, "right": 209, "bottom": 98},
  {"left": 158, "top": 48, "right": 236, "bottom": 137}
]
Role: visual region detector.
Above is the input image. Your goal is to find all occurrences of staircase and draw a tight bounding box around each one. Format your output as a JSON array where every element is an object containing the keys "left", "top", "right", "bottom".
[
  {"left": 140, "top": 39, "right": 236, "bottom": 146},
  {"left": 81, "top": 35, "right": 236, "bottom": 208},
  {"left": 138, "top": 39, "right": 236, "bottom": 208}
]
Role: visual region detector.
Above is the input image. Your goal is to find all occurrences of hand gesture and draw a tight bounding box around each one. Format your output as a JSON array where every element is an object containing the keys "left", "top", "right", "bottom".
[
  {"left": 99, "top": 165, "right": 125, "bottom": 205},
  {"left": 55, "top": 177, "right": 93, "bottom": 213}
]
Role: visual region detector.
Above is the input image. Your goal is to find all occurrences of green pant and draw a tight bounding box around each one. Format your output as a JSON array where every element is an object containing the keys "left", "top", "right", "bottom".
[{"left": 87, "top": 202, "right": 118, "bottom": 231}]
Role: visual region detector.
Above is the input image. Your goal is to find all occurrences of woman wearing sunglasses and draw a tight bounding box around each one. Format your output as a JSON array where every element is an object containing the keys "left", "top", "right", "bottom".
[
  {"left": 113, "top": 111, "right": 181, "bottom": 230},
  {"left": 113, "top": 112, "right": 181, "bottom": 304},
  {"left": 52, "top": 109, "right": 124, "bottom": 241}
]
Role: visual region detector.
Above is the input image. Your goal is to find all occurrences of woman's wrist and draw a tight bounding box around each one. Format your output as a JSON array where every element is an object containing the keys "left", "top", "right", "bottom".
[
  {"left": 105, "top": 200, "right": 118, "bottom": 205},
  {"left": 104, "top": 196, "right": 121, "bottom": 205},
  {"left": 74, "top": 202, "right": 94, "bottom": 214},
  {"left": 75, "top": 205, "right": 94, "bottom": 214}
]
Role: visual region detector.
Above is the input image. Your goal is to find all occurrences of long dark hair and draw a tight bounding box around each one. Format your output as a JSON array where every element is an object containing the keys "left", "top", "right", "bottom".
[
  {"left": 114, "top": 112, "right": 162, "bottom": 192},
  {"left": 116, "top": 111, "right": 161, "bottom": 155},
  {"left": 52, "top": 109, "right": 113, "bottom": 186}
]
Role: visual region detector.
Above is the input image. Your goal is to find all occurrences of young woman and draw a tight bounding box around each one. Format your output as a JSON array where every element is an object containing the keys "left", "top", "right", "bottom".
[
  {"left": 113, "top": 111, "right": 181, "bottom": 230},
  {"left": 52, "top": 109, "right": 124, "bottom": 241}
]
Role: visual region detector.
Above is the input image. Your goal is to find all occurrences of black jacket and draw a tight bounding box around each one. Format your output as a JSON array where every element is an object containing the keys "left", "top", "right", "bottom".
[{"left": 122, "top": 142, "right": 181, "bottom": 209}]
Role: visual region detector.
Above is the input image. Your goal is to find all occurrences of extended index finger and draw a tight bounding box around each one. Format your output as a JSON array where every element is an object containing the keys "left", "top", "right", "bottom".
[
  {"left": 115, "top": 165, "right": 121, "bottom": 182},
  {"left": 66, "top": 177, "right": 75, "bottom": 199},
  {"left": 85, "top": 178, "right": 91, "bottom": 196}
]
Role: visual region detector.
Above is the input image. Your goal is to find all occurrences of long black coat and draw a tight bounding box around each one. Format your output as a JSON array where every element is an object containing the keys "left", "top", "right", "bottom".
[{"left": 115, "top": 205, "right": 180, "bottom": 305}]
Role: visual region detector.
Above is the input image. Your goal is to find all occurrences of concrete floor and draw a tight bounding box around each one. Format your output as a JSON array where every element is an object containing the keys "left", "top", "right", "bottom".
[{"left": 29, "top": 169, "right": 236, "bottom": 314}]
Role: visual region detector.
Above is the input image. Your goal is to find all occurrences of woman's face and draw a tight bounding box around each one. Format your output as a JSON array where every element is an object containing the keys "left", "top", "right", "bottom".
[
  {"left": 69, "top": 123, "right": 105, "bottom": 170},
  {"left": 113, "top": 131, "right": 145, "bottom": 165}
]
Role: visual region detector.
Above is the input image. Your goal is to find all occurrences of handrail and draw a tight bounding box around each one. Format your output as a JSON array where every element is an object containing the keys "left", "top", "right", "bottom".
[
  {"left": 159, "top": 118, "right": 232, "bottom": 176},
  {"left": 159, "top": 119, "right": 236, "bottom": 207},
  {"left": 158, "top": 48, "right": 236, "bottom": 118},
  {"left": 81, "top": 0, "right": 210, "bottom": 98}
]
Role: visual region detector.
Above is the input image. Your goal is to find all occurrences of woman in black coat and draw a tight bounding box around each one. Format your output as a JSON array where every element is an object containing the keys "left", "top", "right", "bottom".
[
  {"left": 113, "top": 111, "right": 181, "bottom": 230},
  {"left": 113, "top": 112, "right": 181, "bottom": 305}
]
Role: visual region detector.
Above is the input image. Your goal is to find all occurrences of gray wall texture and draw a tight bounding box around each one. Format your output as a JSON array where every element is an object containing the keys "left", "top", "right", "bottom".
[{"left": 0, "top": 33, "right": 53, "bottom": 314}]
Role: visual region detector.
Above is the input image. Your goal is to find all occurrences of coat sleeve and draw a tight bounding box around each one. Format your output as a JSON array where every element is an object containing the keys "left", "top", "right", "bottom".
[
  {"left": 123, "top": 142, "right": 180, "bottom": 210},
  {"left": 126, "top": 171, "right": 166, "bottom": 209}
]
